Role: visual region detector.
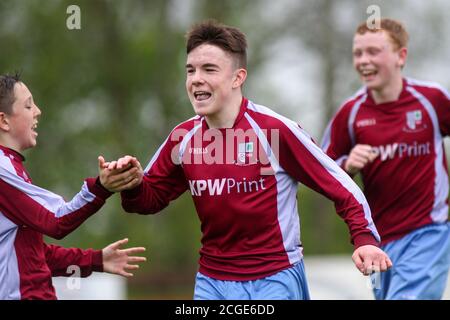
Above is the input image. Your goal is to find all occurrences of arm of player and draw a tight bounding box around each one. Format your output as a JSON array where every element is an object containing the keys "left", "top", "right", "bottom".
[
  {"left": 0, "top": 165, "right": 112, "bottom": 239},
  {"left": 45, "top": 238, "right": 147, "bottom": 278},
  {"left": 278, "top": 124, "right": 391, "bottom": 274},
  {"left": 44, "top": 243, "right": 104, "bottom": 277},
  {"left": 113, "top": 133, "right": 189, "bottom": 214}
]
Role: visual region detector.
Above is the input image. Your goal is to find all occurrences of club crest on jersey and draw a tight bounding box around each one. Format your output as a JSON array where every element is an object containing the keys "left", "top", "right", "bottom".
[
  {"left": 238, "top": 142, "right": 254, "bottom": 164},
  {"left": 404, "top": 110, "right": 426, "bottom": 132}
]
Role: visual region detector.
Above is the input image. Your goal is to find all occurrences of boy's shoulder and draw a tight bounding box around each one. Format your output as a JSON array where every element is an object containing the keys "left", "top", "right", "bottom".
[
  {"left": 406, "top": 78, "right": 450, "bottom": 101},
  {"left": 245, "top": 100, "right": 299, "bottom": 132}
]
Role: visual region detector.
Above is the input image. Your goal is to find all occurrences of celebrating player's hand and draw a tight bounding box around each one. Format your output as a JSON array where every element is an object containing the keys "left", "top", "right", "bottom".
[
  {"left": 352, "top": 245, "right": 393, "bottom": 276},
  {"left": 98, "top": 155, "right": 143, "bottom": 192},
  {"left": 102, "top": 238, "right": 147, "bottom": 277},
  {"left": 344, "top": 144, "right": 378, "bottom": 176}
]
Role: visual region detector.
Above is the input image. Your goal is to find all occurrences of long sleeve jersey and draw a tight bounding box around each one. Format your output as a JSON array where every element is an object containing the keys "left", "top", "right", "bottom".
[
  {"left": 322, "top": 78, "right": 450, "bottom": 245},
  {"left": 122, "top": 97, "right": 380, "bottom": 281},
  {"left": 0, "top": 145, "right": 112, "bottom": 299}
]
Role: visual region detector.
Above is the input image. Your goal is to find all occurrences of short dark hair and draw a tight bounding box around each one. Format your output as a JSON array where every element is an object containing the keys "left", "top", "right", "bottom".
[
  {"left": 186, "top": 20, "right": 247, "bottom": 69},
  {"left": 0, "top": 73, "right": 21, "bottom": 114}
]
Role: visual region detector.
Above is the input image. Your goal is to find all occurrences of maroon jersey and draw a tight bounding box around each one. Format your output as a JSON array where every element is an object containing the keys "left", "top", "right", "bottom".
[
  {"left": 0, "top": 145, "right": 111, "bottom": 299},
  {"left": 121, "top": 97, "right": 379, "bottom": 281},
  {"left": 322, "top": 78, "right": 450, "bottom": 245}
]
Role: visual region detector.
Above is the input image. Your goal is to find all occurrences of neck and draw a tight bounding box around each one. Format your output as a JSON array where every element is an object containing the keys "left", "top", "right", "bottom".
[
  {"left": 205, "top": 94, "right": 243, "bottom": 129},
  {"left": 0, "top": 136, "right": 22, "bottom": 154},
  {"left": 371, "top": 75, "right": 403, "bottom": 104}
]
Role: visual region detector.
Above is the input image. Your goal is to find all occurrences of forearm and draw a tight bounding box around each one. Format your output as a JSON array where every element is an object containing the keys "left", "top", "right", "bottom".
[
  {"left": 0, "top": 177, "right": 112, "bottom": 239},
  {"left": 45, "top": 244, "right": 103, "bottom": 277}
]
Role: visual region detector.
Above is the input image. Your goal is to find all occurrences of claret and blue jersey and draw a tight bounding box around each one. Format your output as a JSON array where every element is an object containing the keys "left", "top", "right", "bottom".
[
  {"left": 0, "top": 145, "right": 111, "bottom": 299},
  {"left": 322, "top": 78, "right": 450, "bottom": 245},
  {"left": 121, "top": 97, "right": 380, "bottom": 281}
]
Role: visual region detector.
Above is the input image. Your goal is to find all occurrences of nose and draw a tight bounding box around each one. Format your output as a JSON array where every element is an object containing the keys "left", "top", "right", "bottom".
[
  {"left": 191, "top": 70, "right": 205, "bottom": 85},
  {"left": 34, "top": 104, "right": 42, "bottom": 117}
]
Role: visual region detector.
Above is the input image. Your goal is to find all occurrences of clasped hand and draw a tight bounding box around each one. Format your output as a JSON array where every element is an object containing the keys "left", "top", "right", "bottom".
[{"left": 98, "top": 155, "right": 143, "bottom": 192}]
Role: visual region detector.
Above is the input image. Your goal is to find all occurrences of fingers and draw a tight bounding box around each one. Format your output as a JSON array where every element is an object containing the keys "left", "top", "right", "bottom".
[
  {"left": 127, "top": 256, "right": 147, "bottom": 263},
  {"left": 119, "top": 176, "right": 143, "bottom": 191},
  {"left": 379, "top": 258, "right": 388, "bottom": 272},
  {"left": 354, "top": 245, "right": 393, "bottom": 276},
  {"left": 119, "top": 271, "right": 134, "bottom": 278},
  {"left": 110, "top": 238, "right": 129, "bottom": 250},
  {"left": 108, "top": 160, "right": 118, "bottom": 170},
  {"left": 386, "top": 256, "right": 393, "bottom": 269},
  {"left": 98, "top": 156, "right": 105, "bottom": 168},
  {"left": 352, "top": 252, "right": 365, "bottom": 274},
  {"left": 117, "top": 156, "right": 135, "bottom": 170},
  {"left": 345, "top": 144, "right": 378, "bottom": 174},
  {"left": 117, "top": 259, "right": 146, "bottom": 278},
  {"left": 362, "top": 256, "right": 374, "bottom": 275},
  {"left": 102, "top": 167, "right": 141, "bottom": 191},
  {"left": 122, "top": 247, "right": 146, "bottom": 255}
]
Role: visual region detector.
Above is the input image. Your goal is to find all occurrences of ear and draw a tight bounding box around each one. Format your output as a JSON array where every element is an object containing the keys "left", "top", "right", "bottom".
[
  {"left": 397, "top": 47, "right": 408, "bottom": 68},
  {"left": 232, "top": 68, "right": 247, "bottom": 89},
  {"left": 0, "top": 112, "right": 11, "bottom": 132}
]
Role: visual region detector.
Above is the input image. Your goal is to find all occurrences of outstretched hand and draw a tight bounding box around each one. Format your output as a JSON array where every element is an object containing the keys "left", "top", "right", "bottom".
[
  {"left": 102, "top": 238, "right": 147, "bottom": 277},
  {"left": 98, "top": 155, "right": 143, "bottom": 192},
  {"left": 352, "top": 244, "right": 393, "bottom": 276}
]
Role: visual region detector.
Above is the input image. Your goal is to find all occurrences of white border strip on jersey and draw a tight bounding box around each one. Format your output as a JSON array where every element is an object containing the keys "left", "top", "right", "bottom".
[
  {"left": 0, "top": 211, "right": 21, "bottom": 300},
  {"left": 0, "top": 151, "right": 96, "bottom": 218},
  {"left": 321, "top": 87, "right": 366, "bottom": 151},
  {"left": 335, "top": 155, "right": 348, "bottom": 167},
  {"left": 143, "top": 115, "right": 201, "bottom": 173},
  {"left": 178, "top": 118, "right": 203, "bottom": 165},
  {"left": 245, "top": 105, "right": 302, "bottom": 265},
  {"left": 348, "top": 94, "right": 368, "bottom": 146},
  {"left": 406, "top": 86, "right": 449, "bottom": 222},
  {"left": 247, "top": 101, "right": 380, "bottom": 242},
  {"left": 244, "top": 112, "right": 280, "bottom": 173},
  {"left": 406, "top": 78, "right": 450, "bottom": 100}
]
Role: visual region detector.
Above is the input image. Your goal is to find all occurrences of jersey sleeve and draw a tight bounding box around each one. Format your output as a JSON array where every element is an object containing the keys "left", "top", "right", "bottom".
[
  {"left": 44, "top": 243, "right": 103, "bottom": 277},
  {"left": 0, "top": 159, "right": 112, "bottom": 239},
  {"left": 121, "top": 132, "right": 189, "bottom": 214},
  {"left": 430, "top": 86, "right": 450, "bottom": 136},
  {"left": 277, "top": 120, "right": 380, "bottom": 248},
  {"left": 321, "top": 103, "right": 354, "bottom": 168}
]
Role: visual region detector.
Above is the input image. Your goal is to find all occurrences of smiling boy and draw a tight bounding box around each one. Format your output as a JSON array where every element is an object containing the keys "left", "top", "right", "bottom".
[
  {"left": 322, "top": 19, "right": 450, "bottom": 299},
  {"left": 0, "top": 74, "right": 145, "bottom": 299},
  {"left": 101, "top": 20, "right": 392, "bottom": 300}
]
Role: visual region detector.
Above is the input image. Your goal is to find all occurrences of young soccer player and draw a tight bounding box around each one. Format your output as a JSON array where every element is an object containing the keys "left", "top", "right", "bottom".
[
  {"left": 322, "top": 19, "right": 450, "bottom": 299},
  {"left": 0, "top": 74, "right": 146, "bottom": 300},
  {"left": 101, "top": 20, "right": 391, "bottom": 300}
]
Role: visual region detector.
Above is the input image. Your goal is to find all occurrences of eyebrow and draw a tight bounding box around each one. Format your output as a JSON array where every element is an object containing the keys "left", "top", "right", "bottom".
[{"left": 185, "top": 63, "right": 220, "bottom": 69}]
